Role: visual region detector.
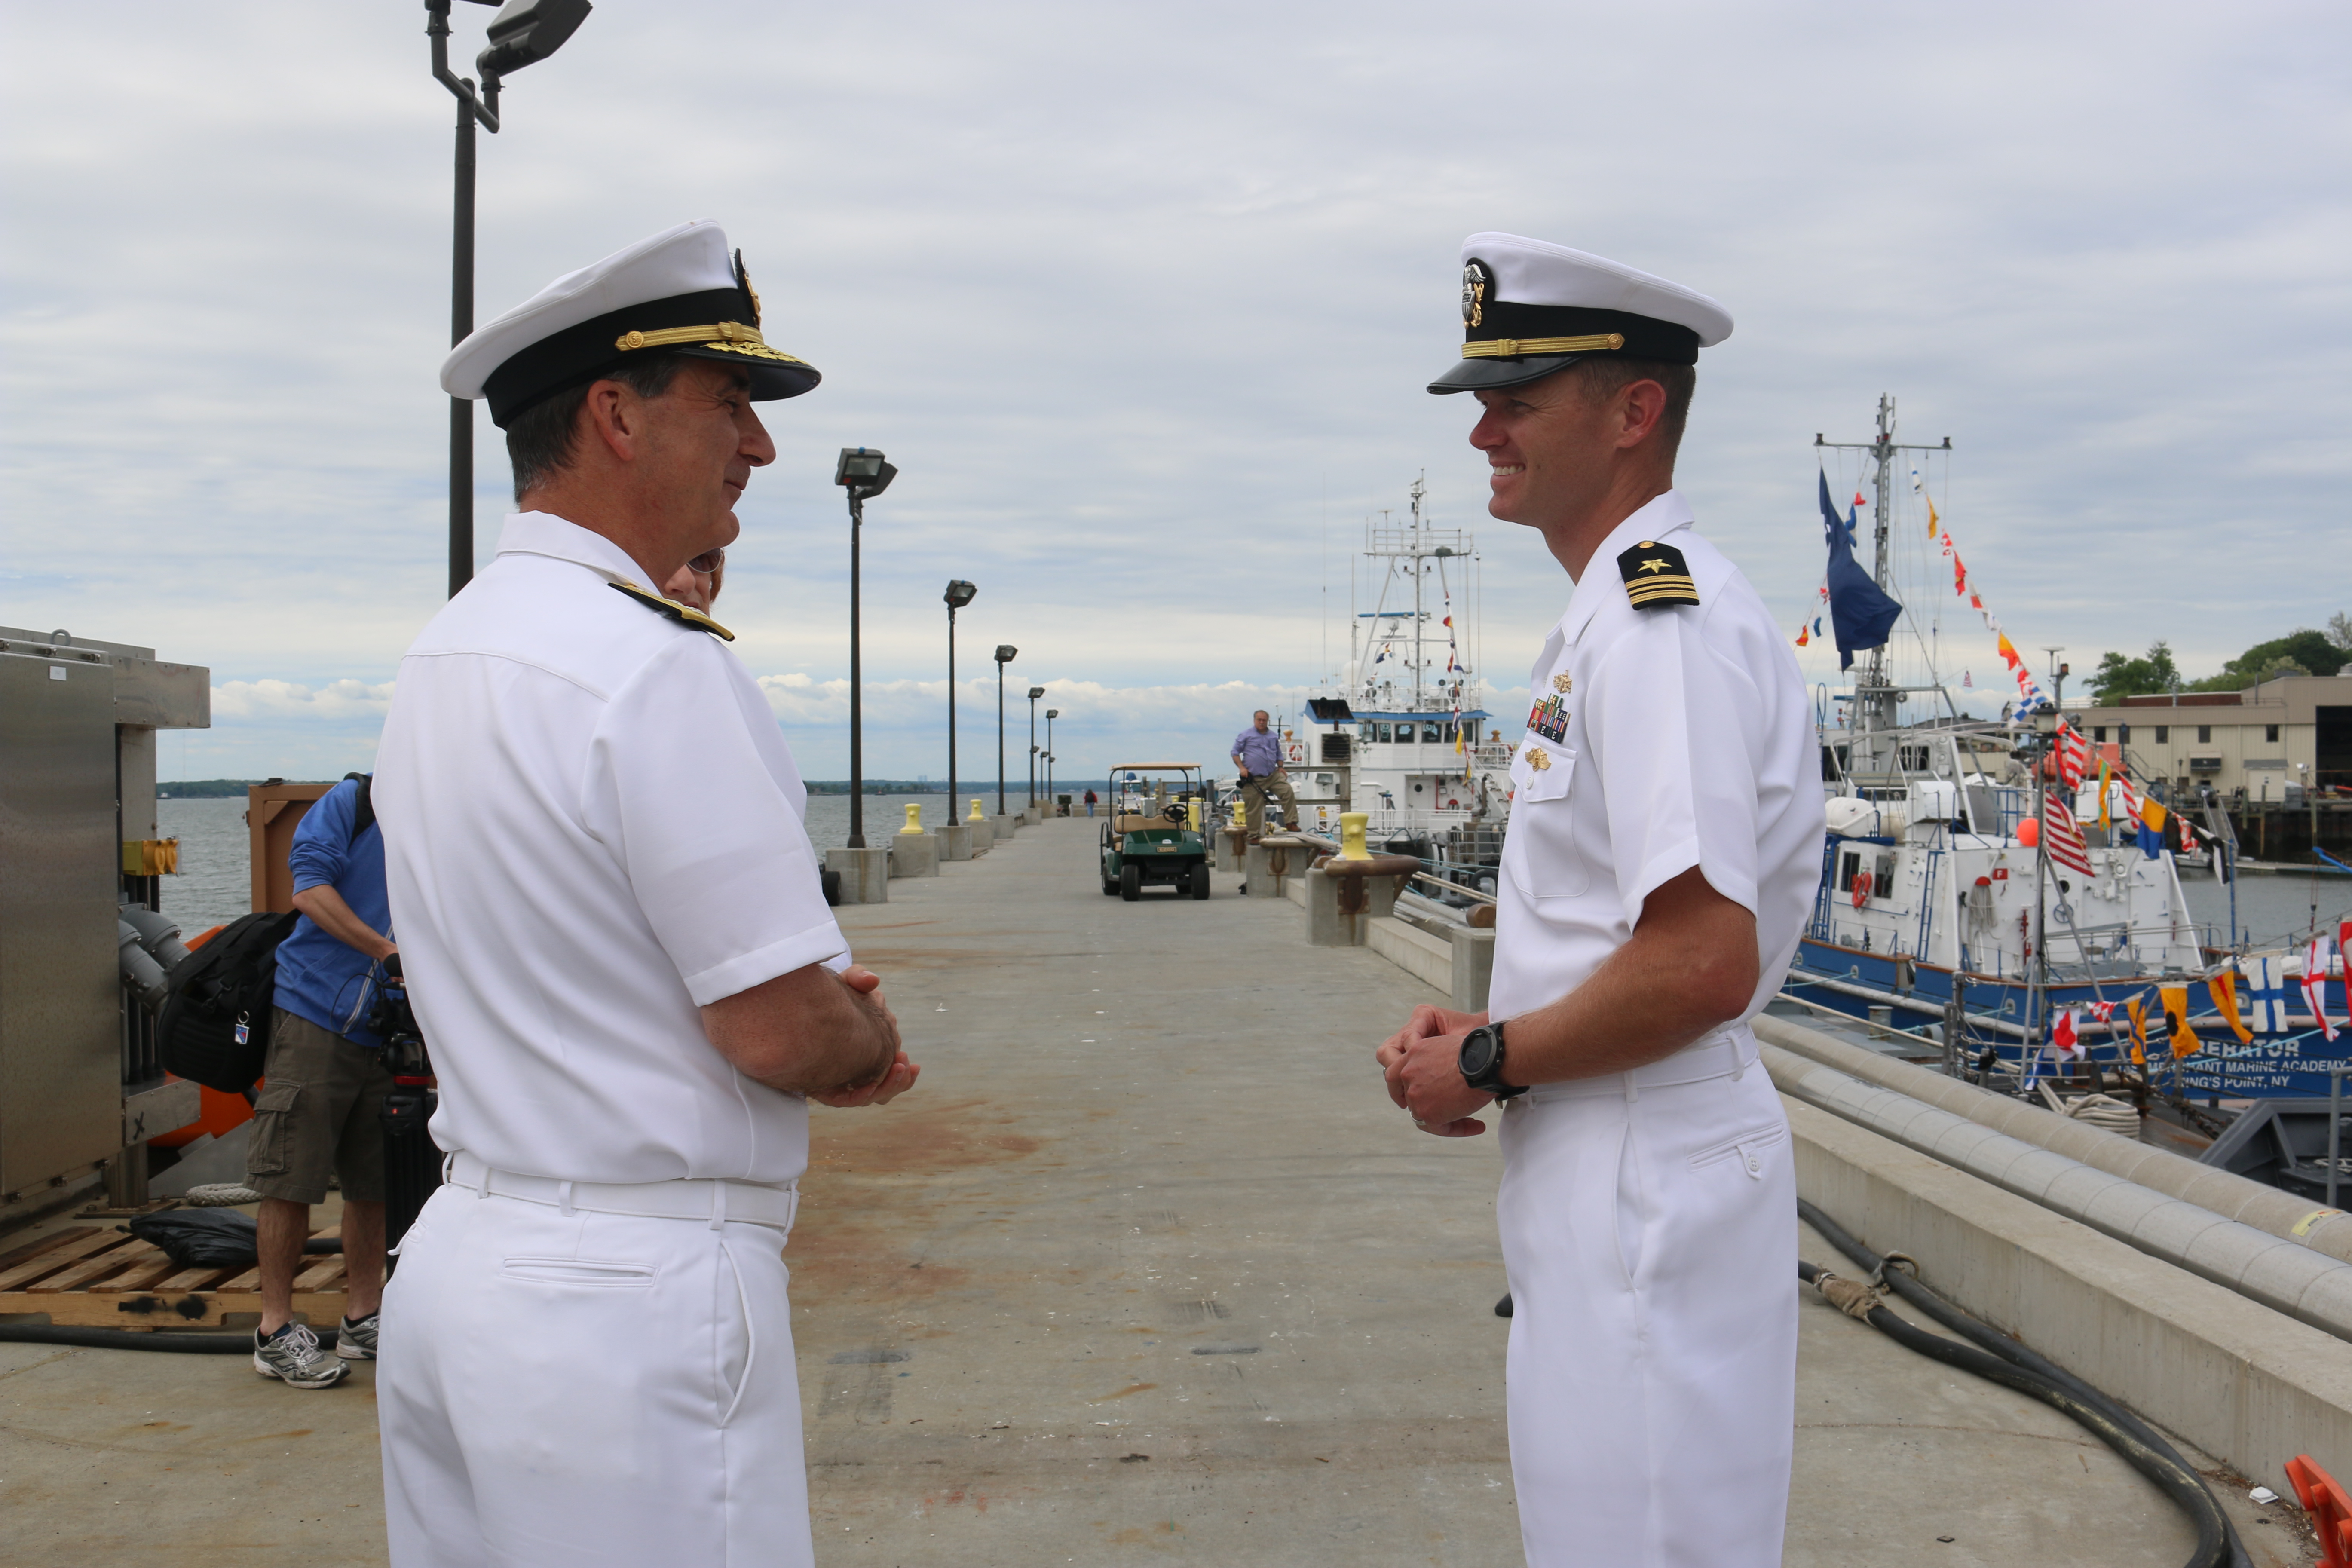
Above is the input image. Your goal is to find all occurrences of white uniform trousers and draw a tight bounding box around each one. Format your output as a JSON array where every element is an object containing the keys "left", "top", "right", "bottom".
[
  {"left": 1496, "top": 1031, "right": 1796, "bottom": 1568},
  {"left": 378, "top": 1182, "right": 814, "bottom": 1568}
]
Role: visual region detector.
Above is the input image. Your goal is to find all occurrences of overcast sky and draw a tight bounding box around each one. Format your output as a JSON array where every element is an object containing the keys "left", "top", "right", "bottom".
[{"left": 4, "top": 2, "right": 2345, "bottom": 784}]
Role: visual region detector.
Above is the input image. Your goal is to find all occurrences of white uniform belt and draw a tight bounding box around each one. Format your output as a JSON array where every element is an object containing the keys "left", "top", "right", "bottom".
[
  {"left": 1523, "top": 1026, "right": 1757, "bottom": 1104},
  {"left": 444, "top": 1150, "right": 799, "bottom": 1233}
]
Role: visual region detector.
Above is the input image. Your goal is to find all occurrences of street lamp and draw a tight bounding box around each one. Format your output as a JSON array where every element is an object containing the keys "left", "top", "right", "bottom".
[
  {"left": 834, "top": 447, "right": 897, "bottom": 848},
  {"left": 426, "top": 0, "right": 592, "bottom": 600},
  {"left": 993, "top": 646, "right": 1019, "bottom": 817},
  {"left": 944, "top": 580, "right": 977, "bottom": 818},
  {"left": 1046, "top": 707, "right": 1060, "bottom": 807},
  {"left": 1026, "top": 686, "right": 1047, "bottom": 807}
]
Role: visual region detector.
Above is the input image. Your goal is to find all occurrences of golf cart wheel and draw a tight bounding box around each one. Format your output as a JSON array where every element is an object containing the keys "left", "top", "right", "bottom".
[
  {"left": 1120, "top": 863, "right": 1142, "bottom": 901},
  {"left": 1189, "top": 863, "right": 1211, "bottom": 900}
]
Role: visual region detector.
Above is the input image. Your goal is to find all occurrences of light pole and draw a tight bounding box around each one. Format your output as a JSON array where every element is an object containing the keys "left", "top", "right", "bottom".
[
  {"left": 944, "top": 581, "right": 977, "bottom": 818},
  {"left": 993, "top": 646, "right": 1018, "bottom": 817},
  {"left": 1046, "top": 707, "right": 1060, "bottom": 807},
  {"left": 1026, "top": 686, "right": 1046, "bottom": 807},
  {"left": 834, "top": 448, "right": 897, "bottom": 848},
  {"left": 426, "top": 0, "right": 592, "bottom": 599}
]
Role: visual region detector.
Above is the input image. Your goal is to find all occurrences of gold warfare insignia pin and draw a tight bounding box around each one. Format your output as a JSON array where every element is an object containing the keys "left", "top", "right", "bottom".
[
  {"left": 1525, "top": 746, "right": 1551, "bottom": 772},
  {"left": 1617, "top": 539, "right": 1698, "bottom": 611},
  {"left": 609, "top": 580, "right": 735, "bottom": 641},
  {"left": 1552, "top": 673, "right": 1573, "bottom": 694},
  {"left": 1462, "top": 258, "right": 1491, "bottom": 331}
]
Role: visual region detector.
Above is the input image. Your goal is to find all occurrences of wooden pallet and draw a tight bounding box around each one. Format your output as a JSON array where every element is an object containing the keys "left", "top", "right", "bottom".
[{"left": 0, "top": 1224, "right": 346, "bottom": 1328}]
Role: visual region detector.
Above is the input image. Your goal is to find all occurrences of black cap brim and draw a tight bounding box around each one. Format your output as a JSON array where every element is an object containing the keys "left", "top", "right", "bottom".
[
  {"left": 1426, "top": 352, "right": 1591, "bottom": 395},
  {"left": 672, "top": 343, "right": 821, "bottom": 401}
]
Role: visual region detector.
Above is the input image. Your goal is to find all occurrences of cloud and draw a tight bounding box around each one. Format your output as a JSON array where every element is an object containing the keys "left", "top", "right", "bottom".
[
  {"left": 4, "top": 2, "right": 2344, "bottom": 784},
  {"left": 210, "top": 678, "right": 396, "bottom": 722}
]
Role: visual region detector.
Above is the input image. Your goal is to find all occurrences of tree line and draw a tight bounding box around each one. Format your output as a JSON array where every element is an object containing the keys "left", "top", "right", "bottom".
[{"left": 2090, "top": 613, "right": 2351, "bottom": 704}]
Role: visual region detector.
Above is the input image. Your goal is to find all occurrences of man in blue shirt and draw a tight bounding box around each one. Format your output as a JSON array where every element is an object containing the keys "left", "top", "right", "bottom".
[
  {"left": 245, "top": 774, "right": 395, "bottom": 1390},
  {"left": 1229, "top": 709, "right": 1298, "bottom": 841}
]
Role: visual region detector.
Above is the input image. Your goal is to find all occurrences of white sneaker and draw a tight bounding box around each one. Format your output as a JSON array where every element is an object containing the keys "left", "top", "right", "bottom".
[
  {"left": 335, "top": 1312, "right": 380, "bottom": 1361},
  {"left": 253, "top": 1321, "right": 350, "bottom": 1389}
]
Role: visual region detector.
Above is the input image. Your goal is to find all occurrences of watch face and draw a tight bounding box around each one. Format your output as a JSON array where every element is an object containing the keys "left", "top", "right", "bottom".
[{"left": 1461, "top": 1028, "right": 1498, "bottom": 1079}]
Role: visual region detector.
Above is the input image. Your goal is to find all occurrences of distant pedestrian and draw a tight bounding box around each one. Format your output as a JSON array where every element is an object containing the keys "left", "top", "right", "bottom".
[
  {"left": 1084, "top": 788, "right": 1097, "bottom": 818},
  {"left": 1230, "top": 709, "right": 1296, "bottom": 840}
]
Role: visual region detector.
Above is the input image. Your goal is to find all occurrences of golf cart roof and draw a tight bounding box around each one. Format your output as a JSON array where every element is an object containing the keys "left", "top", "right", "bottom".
[{"left": 1112, "top": 763, "right": 1200, "bottom": 774}]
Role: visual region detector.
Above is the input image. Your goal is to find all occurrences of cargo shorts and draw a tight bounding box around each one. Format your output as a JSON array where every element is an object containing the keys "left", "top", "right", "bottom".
[{"left": 244, "top": 1008, "right": 395, "bottom": 1205}]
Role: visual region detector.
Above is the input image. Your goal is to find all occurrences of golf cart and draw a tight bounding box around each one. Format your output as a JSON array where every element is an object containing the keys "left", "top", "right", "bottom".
[{"left": 1099, "top": 763, "right": 1212, "bottom": 901}]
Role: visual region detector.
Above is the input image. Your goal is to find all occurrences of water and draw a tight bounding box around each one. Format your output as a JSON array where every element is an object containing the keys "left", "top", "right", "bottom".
[
  {"left": 154, "top": 790, "right": 1002, "bottom": 939},
  {"left": 2179, "top": 867, "right": 2352, "bottom": 952}
]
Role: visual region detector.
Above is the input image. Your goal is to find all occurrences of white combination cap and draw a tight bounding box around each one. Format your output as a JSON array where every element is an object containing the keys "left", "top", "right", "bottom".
[
  {"left": 441, "top": 219, "right": 819, "bottom": 427},
  {"left": 1430, "top": 232, "right": 1732, "bottom": 394}
]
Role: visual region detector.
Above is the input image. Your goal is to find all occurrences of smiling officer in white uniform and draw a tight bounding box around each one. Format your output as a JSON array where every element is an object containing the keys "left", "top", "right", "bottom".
[
  {"left": 372, "top": 220, "right": 919, "bottom": 1568},
  {"left": 1378, "top": 233, "right": 1823, "bottom": 1567}
]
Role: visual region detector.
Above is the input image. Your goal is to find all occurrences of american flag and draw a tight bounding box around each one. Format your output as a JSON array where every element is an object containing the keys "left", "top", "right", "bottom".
[
  {"left": 2054, "top": 723, "right": 2092, "bottom": 790},
  {"left": 2043, "top": 793, "right": 2095, "bottom": 877}
]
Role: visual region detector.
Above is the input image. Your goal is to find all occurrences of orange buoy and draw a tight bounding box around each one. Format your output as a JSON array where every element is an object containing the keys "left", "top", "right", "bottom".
[{"left": 2017, "top": 818, "right": 2040, "bottom": 848}]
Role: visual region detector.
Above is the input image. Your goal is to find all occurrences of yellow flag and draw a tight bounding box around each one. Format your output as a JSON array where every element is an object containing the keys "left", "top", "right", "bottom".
[
  {"left": 2098, "top": 761, "right": 2112, "bottom": 828},
  {"left": 2159, "top": 984, "right": 2200, "bottom": 1058},
  {"left": 1926, "top": 495, "right": 1939, "bottom": 538},
  {"left": 2139, "top": 796, "right": 2168, "bottom": 835},
  {"left": 2207, "top": 971, "right": 2254, "bottom": 1045},
  {"left": 2126, "top": 993, "right": 2150, "bottom": 1066}
]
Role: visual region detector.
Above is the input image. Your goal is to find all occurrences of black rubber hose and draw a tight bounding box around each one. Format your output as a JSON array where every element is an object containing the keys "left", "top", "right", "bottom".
[
  {"left": 1799, "top": 1199, "right": 2247, "bottom": 1568},
  {"left": 1799, "top": 1197, "right": 2249, "bottom": 1568},
  {"left": 0, "top": 1323, "right": 254, "bottom": 1354}
]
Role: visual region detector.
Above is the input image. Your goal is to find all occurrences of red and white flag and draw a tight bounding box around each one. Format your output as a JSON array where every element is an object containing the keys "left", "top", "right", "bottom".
[
  {"left": 2178, "top": 816, "right": 2200, "bottom": 854},
  {"left": 2052, "top": 1008, "right": 2082, "bottom": 1059},
  {"left": 2309, "top": 936, "right": 2340, "bottom": 1044},
  {"left": 2085, "top": 999, "right": 2120, "bottom": 1023},
  {"left": 2043, "top": 793, "right": 2095, "bottom": 877},
  {"left": 2055, "top": 723, "right": 2092, "bottom": 790}
]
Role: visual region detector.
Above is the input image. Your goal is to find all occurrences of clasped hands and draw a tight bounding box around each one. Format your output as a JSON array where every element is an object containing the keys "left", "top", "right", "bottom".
[
  {"left": 812, "top": 963, "right": 921, "bottom": 1109},
  {"left": 1375, "top": 1002, "right": 1494, "bottom": 1137}
]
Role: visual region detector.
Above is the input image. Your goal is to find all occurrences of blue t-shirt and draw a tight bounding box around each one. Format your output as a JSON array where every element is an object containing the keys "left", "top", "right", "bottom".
[{"left": 272, "top": 776, "right": 392, "bottom": 1046}]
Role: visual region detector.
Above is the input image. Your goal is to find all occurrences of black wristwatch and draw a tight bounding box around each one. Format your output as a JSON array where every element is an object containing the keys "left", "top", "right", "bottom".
[{"left": 1458, "top": 1022, "right": 1525, "bottom": 1100}]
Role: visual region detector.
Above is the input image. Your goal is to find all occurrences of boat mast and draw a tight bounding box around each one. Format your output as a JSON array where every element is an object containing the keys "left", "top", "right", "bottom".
[
  {"left": 1410, "top": 474, "right": 1427, "bottom": 710},
  {"left": 1814, "top": 396, "right": 1951, "bottom": 771}
]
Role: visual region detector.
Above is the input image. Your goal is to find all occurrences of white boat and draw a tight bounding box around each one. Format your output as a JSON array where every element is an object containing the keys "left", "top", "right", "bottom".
[{"left": 1265, "top": 479, "right": 1513, "bottom": 880}]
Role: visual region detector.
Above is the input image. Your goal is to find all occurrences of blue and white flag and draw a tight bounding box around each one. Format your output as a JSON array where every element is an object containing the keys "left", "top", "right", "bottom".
[{"left": 2242, "top": 955, "right": 2291, "bottom": 1034}]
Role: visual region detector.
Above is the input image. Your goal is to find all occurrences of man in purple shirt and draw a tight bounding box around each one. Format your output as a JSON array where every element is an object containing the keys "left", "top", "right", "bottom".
[{"left": 1229, "top": 709, "right": 1298, "bottom": 840}]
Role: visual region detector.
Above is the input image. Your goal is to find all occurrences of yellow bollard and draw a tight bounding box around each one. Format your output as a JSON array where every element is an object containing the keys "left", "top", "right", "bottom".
[
  {"left": 968, "top": 798, "right": 986, "bottom": 822},
  {"left": 1232, "top": 798, "right": 1247, "bottom": 831},
  {"left": 899, "top": 803, "right": 924, "bottom": 835},
  {"left": 1186, "top": 798, "right": 1202, "bottom": 832},
  {"left": 1337, "top": 812, "right": 1372, "bottom": 860}
]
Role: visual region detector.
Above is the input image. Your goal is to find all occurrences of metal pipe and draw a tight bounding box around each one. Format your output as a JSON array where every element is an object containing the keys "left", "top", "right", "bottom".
[
  {"left": 2332, "top": 1068, "right": 2344, "bottom": 1212},
  {"left": 1765, "top": 1042, "right": 2352, "bottom": 1341},
  {"left": 847, "top": 493, "right": 864, "bottom": 848},
  {"left": 1759, "top": 1012, "right": 2352, "bottom": 1268}
]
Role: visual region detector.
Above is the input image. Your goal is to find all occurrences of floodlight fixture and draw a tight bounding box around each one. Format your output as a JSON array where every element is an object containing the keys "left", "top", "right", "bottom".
[
  {"left": 477, "top": 0, "right": 593, "bottom": 82},
  {"left": 835, "top": 447, "right": 897, "bottom": 502},
  {"left": 995, "top": 644, "right": 1019, "bottom": 665},
  {"left": 945, "top": 580, "right": 977, "bottom": 610}
]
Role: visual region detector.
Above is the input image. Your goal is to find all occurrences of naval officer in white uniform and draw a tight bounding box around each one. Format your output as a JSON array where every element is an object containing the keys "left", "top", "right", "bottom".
[
  {"left": 1378, "top": 233, "right": 1823, "bottom": 1566},
  {"left": 372, "top": 220, "right": 919, "bottom": 1567}
]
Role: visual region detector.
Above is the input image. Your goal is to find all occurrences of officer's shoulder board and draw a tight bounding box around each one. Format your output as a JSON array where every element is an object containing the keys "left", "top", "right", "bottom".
[
  {"left": 1616, "top": 540, "right": 1700, "bottom": 612},
  {"left": 609, "top": 580, "right": 735, "bottom": 641}
]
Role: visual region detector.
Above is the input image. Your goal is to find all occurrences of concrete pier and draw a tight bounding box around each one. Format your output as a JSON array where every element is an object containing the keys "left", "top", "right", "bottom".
[{"left": 0, "top": 815, "right": 2324, "bottom": 1565}]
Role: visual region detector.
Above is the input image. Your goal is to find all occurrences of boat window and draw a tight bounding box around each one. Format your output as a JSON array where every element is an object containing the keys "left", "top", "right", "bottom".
[
  {"left": 1874, "top": 854, "right": 1895, "bottom": 899},
  {"left": 1422, "top": 721, "right": 1445, "bottom": 744},
  {"left": 1899, "top": 745, "right": 1931, "bottom": 771},
  {"left": 1835, "top": 851, "right": 1861, "bottom": 893}
]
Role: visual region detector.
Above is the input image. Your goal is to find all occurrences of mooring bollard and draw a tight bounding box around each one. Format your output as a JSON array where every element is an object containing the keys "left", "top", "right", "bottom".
[
  {"left": 1306, "top": 852, "right": 1416, "bottom": 945},
  {"left": 824, "top": 845, "right": 890, "bottom": 904}
]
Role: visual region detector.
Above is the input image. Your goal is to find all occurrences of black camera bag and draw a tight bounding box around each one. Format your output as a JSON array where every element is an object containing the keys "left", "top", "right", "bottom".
[
  {"left": 155, "top": 909, "right": 300, "bottom": 1093},
  {"left": 153, "top": 773, "right": 378, "bottom": 1094}
]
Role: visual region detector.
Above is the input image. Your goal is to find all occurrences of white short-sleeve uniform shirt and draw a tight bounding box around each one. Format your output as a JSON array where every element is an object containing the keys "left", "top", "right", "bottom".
[
  {"left": 1488, "top": 490, "right": 1822, "bottom": 1026},
  {"left": 374, "top": 511, "right": 847, "bottom": 1187}
]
